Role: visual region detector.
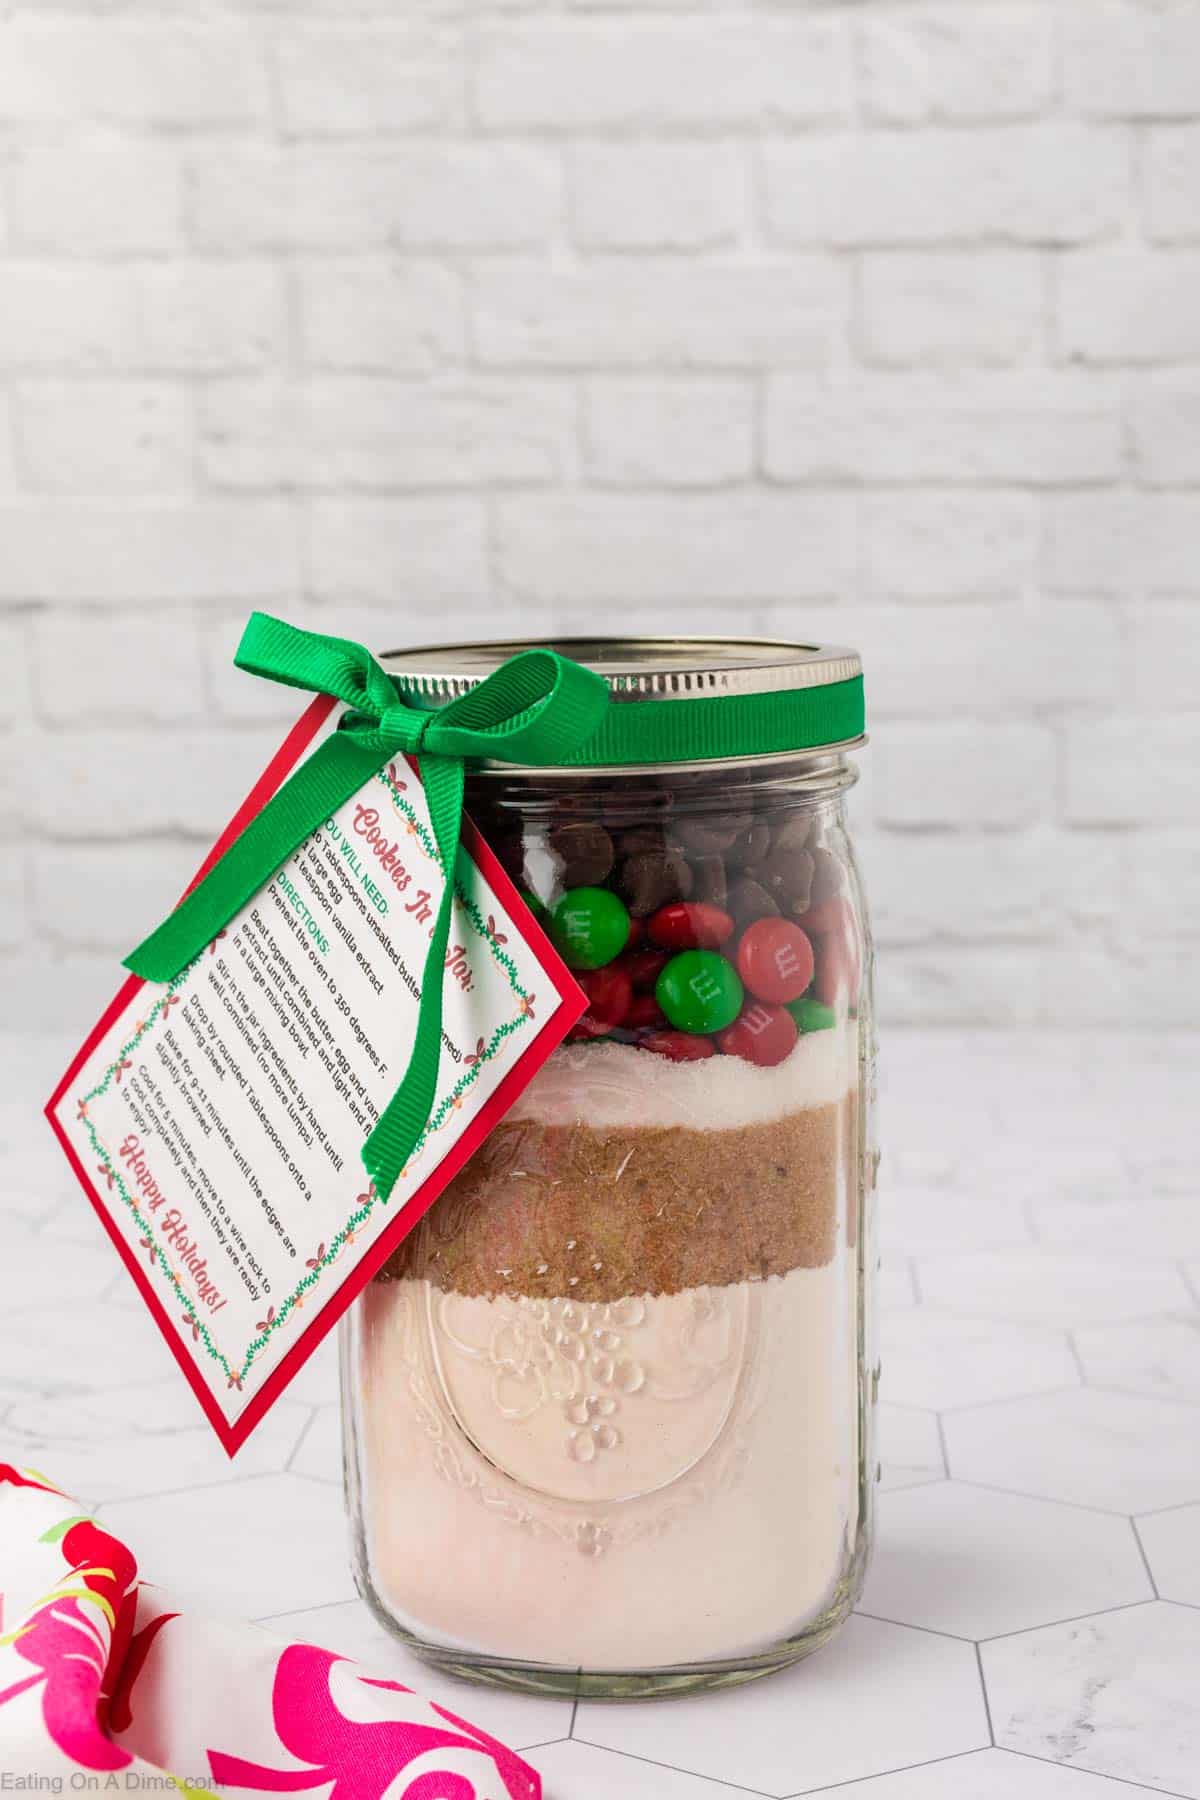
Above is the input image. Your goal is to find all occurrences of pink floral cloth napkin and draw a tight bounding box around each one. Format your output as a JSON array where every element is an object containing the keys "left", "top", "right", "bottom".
[{"left": 0, "top": 1464, "right": 540, "bottom": 1800}]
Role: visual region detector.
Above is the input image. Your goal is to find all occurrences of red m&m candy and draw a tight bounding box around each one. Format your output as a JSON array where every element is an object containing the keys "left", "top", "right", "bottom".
[
  {"left": 620, "top": 946, "right": 670, "bottom": 991},
  {"left": 567, "top": 964, "right": 632, "bottom": 1040},
  {"left": 625, "top": 992, "right": 666, "bottom": 1030},
  {"left": 647, "top": 902, "right": 734, "bottom": 951},
  {"left": 735, "top": 918, "right": 814, "bottom": 1004},
  {"left": 718, "top": 1002, "right": 798, "bottom": 1068},
  {"left": 636, "top": 1031, "right": 716, "bottom": 1063}
]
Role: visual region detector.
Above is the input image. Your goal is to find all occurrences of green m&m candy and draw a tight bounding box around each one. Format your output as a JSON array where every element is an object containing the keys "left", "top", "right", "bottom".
[
  {"left": 788, "top": 994, "right": 837, "bottom": 1033},
  {"left": 656, "top": 950, "right": 743, "bottom": 1035},
  {"left": 550, "top": 886, "right": 631, "bottom": 970}
]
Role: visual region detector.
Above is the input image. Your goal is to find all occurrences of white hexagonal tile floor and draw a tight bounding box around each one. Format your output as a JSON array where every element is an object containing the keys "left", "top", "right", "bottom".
[
  {"left": 0, "top": 1294, "right": 178, "bottom": 1392},
  {"left": 916, "top": 1250, "right": 1191, "bottom": 1327},
  {"left": 0, "top": 1145, "right": 83, "bottom": 1224},
  {"left": 788, "top": 1747, "right": 1152, "bottom": 1797},
  {"left": 526, "top": 1741, "right": 743, "bottom": 1798},
  {"left": 878, "top": 1402, "right": 946, "bottom": 1491},
  {"left": 969, "top": 1144, "right": 1128, "bottom": 1204},
  {"left": 882, "top": 1308, "right": 1079, "bottom": 1412},
  {"left": 98, "top": 1472, "right": 358, "bottom": 1617},
  {"left": 1135, "top": 1504, "right": 1200, "bottom": 1607},
  {"left": 861, "top": 1482, "right": 1151, "bottom": 1640},
  {"left": 881, "top": 1187, "right": 1034, "bottom": 1258},
  {"left": 575, "top": 1616, "right": 989, "bottom": 1795},
  {"left": 4, "top": 1384, "right": 312, "bottom": 1508},
  {"left": 8, "top": 1027, "right": 1200, "bottom": 1800},
  {"left": 944, "top": 1387, "right": 1200, "bottom": 1514},
  {"left": 1075, "top": 1316, "right": 1200, "bottom": 1404},
  {"left": 289, "top": 1401, "right": 342, "bottom": 1483},
  {"left": 1032, "top": 1195, "right": 1200, "bottom": 1259},
  {"left": 0, "top": 1230, "right": 116, "bottom": 1314},
  {"left": 983, "top": 1602, "right": 1200, "bottom": 1798},
  {"left": 878, "top": 1259, "right": 919, "bottom": 1310},
  {"left": 280, "top": 1330, "right": 343, "bottom": 1408}
]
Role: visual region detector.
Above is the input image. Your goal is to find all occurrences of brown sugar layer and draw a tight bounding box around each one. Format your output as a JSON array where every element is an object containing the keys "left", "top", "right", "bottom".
[{"left": 378, "top": 1096, "right": 854, "bottom": 1304}]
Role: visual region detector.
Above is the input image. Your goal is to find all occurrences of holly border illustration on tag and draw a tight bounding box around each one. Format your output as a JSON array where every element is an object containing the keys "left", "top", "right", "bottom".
[{"left": 46, "top": 697, "right": 587, "bottom": 1454}]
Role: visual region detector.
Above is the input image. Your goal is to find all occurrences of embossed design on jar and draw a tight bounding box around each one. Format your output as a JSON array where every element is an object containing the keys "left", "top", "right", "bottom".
[
  {"left": 576, "top": 1521, "right": 611, "bottom": 1558},
  {"left": 566, "top": 1394, "right": 620, "bottom": 1462},
  {"left": 425, "top": 1282, "right": 751, "bottom": 1505},
  {"left": 361, "top": 1277, "right": 763, "bottom": 1563}
]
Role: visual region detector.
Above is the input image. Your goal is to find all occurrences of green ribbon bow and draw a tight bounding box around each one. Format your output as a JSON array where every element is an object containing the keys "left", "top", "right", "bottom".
[{"left": 125, "top": 613, "right": 610, "bottom": 1200}]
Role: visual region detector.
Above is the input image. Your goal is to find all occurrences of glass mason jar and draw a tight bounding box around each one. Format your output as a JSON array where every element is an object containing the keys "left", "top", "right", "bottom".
[{"left": 341, "top": 639, "right": 876, "bottom": 1699}]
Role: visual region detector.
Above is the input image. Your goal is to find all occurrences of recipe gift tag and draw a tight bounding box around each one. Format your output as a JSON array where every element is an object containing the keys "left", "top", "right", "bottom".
[{"left": 47, "top": 699, "right": 586, "bottom": 1453}]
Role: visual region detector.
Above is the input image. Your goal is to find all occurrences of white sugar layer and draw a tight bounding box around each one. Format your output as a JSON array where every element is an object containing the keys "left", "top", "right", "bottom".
[{"left": 508, "top": 1022, "right": 857, "bottom": 1131}]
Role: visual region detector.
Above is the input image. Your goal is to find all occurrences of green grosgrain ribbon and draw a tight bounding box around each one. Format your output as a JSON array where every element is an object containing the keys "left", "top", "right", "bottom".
[{"left": 124, "top": 613, "right": 611, "bottom": 1201}]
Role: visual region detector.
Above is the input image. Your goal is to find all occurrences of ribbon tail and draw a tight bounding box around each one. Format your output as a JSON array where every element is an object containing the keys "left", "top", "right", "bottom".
[
  {"left": 361, "top": 756, "right": 464, "bottom": 1201},
  {"left": 124, "top": 733, "right": 390, "bottom": 984}
]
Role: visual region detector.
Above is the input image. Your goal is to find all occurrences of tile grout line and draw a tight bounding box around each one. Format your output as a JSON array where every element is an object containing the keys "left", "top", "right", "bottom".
[
  {"left": 1178, "top": 1261, "right": 1200, "bottom": 1309},
  {"left": 94, "top": 1467, "right": 287, "bottom": 1511},
  {"left": 979, "top": 1596, "right": 1161, "bottom": 1647},
  {"left": 570, "top": 1736, "right": 773, "bottom": 1796},
  {"left": 784, "top": 1747, "right": 997, "bottom": 1798},
  {"left": 289, "top": 1468, "right": 343, "bottom": 1491},
  {"left": 1129, "top": 1516, "right": 1161, "bottom": 1599},
  {"left": 974, "top": 1641, "right": 995, "bottom": 1747},
  {"left": 514, "top": 1735, "right": 572, "bottom": 1755},
  {"left": 854, "top": 1609, "right": 975, "bottom": 1646},
  {"left": 1081, "top": 1380, "right": 1200, "bottom": 1413},
  {"left": 1134, "top": 1494, "right": 1200, "bottom": 1521},
  {"left": 285, "top": 1403, "right": 320, "bottom": 1474},
  {"left": 944, "top": 1476, "right": 1140, "bottom": 1520},
  {"left": 879, "top": 1475, "right": 949, "bottom": 1496},
  {"left": 938, "top": 1380, "right": 1088, "bottom": 1416},
  {"left": 1001, "top": 1744, "right": 1194, "bottom": 1800},
  {"left": 256, "top": 1596, "right": 360, "bottom": 1625}
]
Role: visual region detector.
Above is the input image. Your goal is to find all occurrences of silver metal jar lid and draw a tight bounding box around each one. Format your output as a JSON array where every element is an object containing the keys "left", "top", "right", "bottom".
[{"left": 380, "top": 636, "right": 861, "bottom": 706}]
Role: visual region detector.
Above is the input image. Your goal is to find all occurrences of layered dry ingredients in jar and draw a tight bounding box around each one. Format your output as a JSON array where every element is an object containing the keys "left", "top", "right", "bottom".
[{"left": 350, "top": 750, "right": 872, "bottom": 1678}]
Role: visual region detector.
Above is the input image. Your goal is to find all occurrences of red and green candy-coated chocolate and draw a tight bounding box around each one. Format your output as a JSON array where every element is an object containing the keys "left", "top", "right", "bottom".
[
  {"left": 788, "top": 994, "right": 838, "bottom": 1033},
  {"left": 637, "top": 1031, "right": 716, "bottom": 1063},
  {"left": 656, "top": 949, "right": 744, "bottom": 1035},
  {"left": 625, "top": 992, "right": 666, "bottom": 1029},
  {"left": 735, "top": 917, "right": 815, "bottom": 1005},
  {"left": 647, "top": 902, "right": 734, "bottom": 951},
  {"left": 523, "top": 807, "right": 850, "bottom": 1058},
  {"left": 719, "top": 1001, "right": 799, "bottom": 1067},
  {"left": 620, "top": 946, "right": 670, "bottom": 990},
  {"left": 568, "top": 963, "right": 633, "bottom": 1040},
  {"left": 550, "top": 886, "right": 631, "bottom": 970}
]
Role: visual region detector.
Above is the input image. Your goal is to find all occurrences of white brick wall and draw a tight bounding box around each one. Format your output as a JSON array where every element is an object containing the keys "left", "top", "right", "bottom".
[{"left": 1, "top": 0, "right": 1197, "bottom": 1028}]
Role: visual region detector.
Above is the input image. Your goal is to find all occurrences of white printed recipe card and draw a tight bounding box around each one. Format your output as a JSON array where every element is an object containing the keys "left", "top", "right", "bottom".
[{"left": 47, "top": 698, "right": 585, "bottom": 1452}]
